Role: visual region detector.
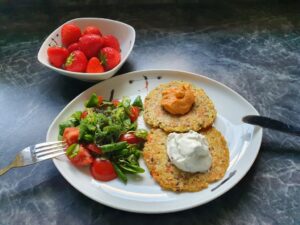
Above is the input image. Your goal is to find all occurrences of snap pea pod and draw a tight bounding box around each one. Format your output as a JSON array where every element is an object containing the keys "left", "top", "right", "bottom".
[
  {"left": 65, "top": 143, "right": 80, "bottom": 158},
  {"left": 119, "top": 165, "right": 137, "bottom": 174},
  {"left": 100, "top": 141, "right": 128, "bottom": 153},
  {"left": 119, "top": 164, "right": 145, "bottom": 174},
  {"left": 128, "top": 164, "right": 145, "bottom": 173},
  {"left": 112, "top": 162, "right": 127, "bottom": 183},
  {"left": 83, "top": 134, "right": 94, "bottom": 142}
]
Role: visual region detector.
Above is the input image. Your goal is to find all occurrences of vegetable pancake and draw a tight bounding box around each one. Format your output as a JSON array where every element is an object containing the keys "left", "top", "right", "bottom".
[
  {"left": 143, "top": 127, "right": 229, "bottom": 192},
  {"left": 143, "top": 81, "right": 216, "bottom": 132}
]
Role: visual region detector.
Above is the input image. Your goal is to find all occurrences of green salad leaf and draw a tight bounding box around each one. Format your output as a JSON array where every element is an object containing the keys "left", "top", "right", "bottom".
[
  {"left": 120, "top": 96, "right": 131, "bottom": 115},
  {"left": 85, "top": 93, "right": 99, "bottom": 108},
  {"left": 58, "top": 111, "right": 82, "bottom": 136},
  {"left": 135, "top": 129, "right": 148, "bottom": 140},
  {"left": 132, "top": 96, "right": 143, "bottom": 109}
]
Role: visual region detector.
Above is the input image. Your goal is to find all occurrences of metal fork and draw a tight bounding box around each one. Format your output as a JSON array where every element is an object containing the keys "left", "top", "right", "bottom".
[{"left": 0, "top": 141, "right": 66, "bottom": 176}]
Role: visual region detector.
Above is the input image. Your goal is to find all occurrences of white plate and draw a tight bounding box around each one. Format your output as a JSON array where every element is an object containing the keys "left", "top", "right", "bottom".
[{"left": 47, "top": 70, "right": 262, "bottom": 213}]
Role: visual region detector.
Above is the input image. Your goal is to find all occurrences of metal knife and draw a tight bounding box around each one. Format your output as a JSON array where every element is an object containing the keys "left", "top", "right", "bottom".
[{"left": 242, "top": 115, "right": 300, "bottom": 136}]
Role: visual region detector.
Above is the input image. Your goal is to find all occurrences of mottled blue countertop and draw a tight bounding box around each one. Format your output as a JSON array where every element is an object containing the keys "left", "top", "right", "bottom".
[{"left": 0, "top": 2, "right": 299, "bottom": 225}]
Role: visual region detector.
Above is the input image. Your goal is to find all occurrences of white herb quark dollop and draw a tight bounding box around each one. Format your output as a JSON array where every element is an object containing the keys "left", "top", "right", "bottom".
[{"left": 167, "top": 130, "right": 212, "bottom": 173}]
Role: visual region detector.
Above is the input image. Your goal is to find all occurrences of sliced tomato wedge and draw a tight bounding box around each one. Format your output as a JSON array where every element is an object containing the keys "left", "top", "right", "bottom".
[
  {"left": 81, "top": 110, "right": 88, "bottom": 119},
  {"left": 68, "top": 145, "right": 93, "bottom": 167},
  {"left": 90, "top": 158, "right": 117, "bottom": 181},
  {"left": 86, "top": 143, "right": 102, "bottom": 154},
  {"left": 112, "top": 99, "right": 120, "bottom": 107},
  {"left": 98, "top": 96, "right": 103, "bottom": 105},
  {"left": 119, "top": 133, "right": 142, "bottom": 144},
  {"left": 63, "top": 127, "right": 79, "bottom": 146},
  {"left": 129, "top": 106, "right": 140, "bottom": 122}
]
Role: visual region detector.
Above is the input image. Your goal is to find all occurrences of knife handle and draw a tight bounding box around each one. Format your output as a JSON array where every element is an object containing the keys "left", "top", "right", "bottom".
[{"left": 242, "top": 115, "right": 300, "bottom": 136}]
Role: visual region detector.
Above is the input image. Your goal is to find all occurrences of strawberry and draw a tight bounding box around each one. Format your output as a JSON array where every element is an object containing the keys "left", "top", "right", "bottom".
[
  {"left": 61, "top": 24, "right": 81, "bottom": 47},
  {"left": 79, "top": 34, "right": 103, "bottom": 59},
  {"left": 86, "top": 57, "right": 104, "bottom": 73},
  {"left": 65, "top": 50, "right": 87, "bottom": 72},
  {"left": 67, "top": 42, "right": 80, "bottom": 52},
  {"left": 102, "top": 35, "right": 120, "bottom": 52},
  {"left": 47, "top": 46, "right": 69, "bottom": 68},
  {"left": 99, "top": 47, "right": 121, "bottom": 71},
  {"left": 83, "top": 26, "right": 102, "bottom": 36}
]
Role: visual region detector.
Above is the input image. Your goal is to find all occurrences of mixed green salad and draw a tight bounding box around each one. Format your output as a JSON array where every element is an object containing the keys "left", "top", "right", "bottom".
[{"left": 59, "top": 93, "right": 147, "bottom": 183}]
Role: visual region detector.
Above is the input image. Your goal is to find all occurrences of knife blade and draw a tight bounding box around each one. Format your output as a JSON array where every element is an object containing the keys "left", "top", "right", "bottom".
[{"left": 242, "top": 115, "right": 300, "bottom": 136}]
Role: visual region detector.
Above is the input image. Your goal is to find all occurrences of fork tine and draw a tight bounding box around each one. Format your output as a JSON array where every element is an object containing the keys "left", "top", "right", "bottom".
[
  {"left": 36, "top": 151, "right": 66, "bottom": 161},
  {"left": 36, "top": 148, "right": 66, "bottom": 158},
  {"left": 35, "top": 141, "right": 65, "bottom": 149},
  {"left": 34, "top": 143, "right": 67, "bottom": 153}
]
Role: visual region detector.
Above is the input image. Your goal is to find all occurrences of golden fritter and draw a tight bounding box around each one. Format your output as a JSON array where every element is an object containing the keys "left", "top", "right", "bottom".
[
  {"left": 143, "top": 81, "right": 216, "bottom": 132},
  {"left": 143, "top": 127, "right": 229, "bottom": 192}
]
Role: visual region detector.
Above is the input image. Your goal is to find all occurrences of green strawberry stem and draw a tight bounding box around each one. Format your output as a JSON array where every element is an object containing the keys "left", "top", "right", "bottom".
[
  {"left": 65, "top": 53, "right": 74, "bottom": 66},
  {"left": 99, "top": 53, "right": 107, "bottom": 66}
]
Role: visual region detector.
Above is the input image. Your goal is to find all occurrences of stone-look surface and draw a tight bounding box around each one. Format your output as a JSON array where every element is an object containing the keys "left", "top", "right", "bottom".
[{"left": 0, "top": 2, "right": 299, "bottom": 225}]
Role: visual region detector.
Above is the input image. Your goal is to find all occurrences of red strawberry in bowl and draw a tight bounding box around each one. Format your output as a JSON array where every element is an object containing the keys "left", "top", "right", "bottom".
[
  {"left": 102, "top": 35, "right": 120, "bottom": 52},
  {"left": 79, "top": 34, "right": 103, "bottom": 59},
  {"left": 47, "top": 46, "right": 69, "bottom": 68},
  {"left": 100, "top": 47, "right": 121, "bottom": 71},
  {"left": 65, "top": 50, "right": 87, "bottom": 72},
  {"left": 83, "top": 26, "right": 102, "bottom": 36},
  {"left": 67, "top": 42, "right": 80, "bottom": 52},
  {"left": 61, "top": 24, "right": 81, "bottom": 47},
  {"left": 86, "top": 57, "right": 104, "bottom": 73}
]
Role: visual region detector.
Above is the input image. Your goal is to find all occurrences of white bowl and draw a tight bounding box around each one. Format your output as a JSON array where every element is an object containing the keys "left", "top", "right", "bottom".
[{"left": 37, "top": 18, "right": 135, "bottom": 82}]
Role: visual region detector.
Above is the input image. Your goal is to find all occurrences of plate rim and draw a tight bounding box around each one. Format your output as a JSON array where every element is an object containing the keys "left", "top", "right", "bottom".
[{"left": 46, "top": 69, "right": 262, "bottom": 213}]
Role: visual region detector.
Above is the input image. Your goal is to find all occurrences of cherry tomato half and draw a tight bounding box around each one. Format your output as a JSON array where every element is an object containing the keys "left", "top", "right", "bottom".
[
  {"left": 63, "top": 127, "right": 79, "bottom": 146},
  {"left": 68, "top": 145, "right": 93, "bottom": 167},
  {"left": 81, "top": 110, "right": 88, "bottom": 119},
  {"left": 112, "top": 99, "right": 120, "bottom": 107},
  {"left": 83, "top": 26, "right": 102, "bottom": 36},
  {"left": 119, "top": 133, "right": 142, "bottom": 144},
  {"left": 129, "top": 106, "right": 140, "bottom": 122},
  {"left": 85, "top": 143, "right": 102, "bottom": 154},
  {"left": 98, "top": 96, "right": 103, "bottom": 105},
  {"left": 90, "top": 158, "right": 117, "bottom": 181}
]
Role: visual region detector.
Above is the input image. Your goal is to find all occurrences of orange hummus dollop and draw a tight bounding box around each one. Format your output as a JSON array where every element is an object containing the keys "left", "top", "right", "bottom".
[{"left": 161, "top": 84, "right": 195, "bottom": 115}]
